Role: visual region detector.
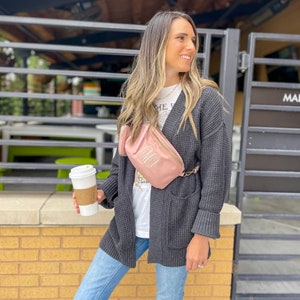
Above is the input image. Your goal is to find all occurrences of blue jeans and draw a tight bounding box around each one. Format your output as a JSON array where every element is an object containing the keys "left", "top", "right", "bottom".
[{"left": 74, "top": 237, "right": 188, "bottom": 300}]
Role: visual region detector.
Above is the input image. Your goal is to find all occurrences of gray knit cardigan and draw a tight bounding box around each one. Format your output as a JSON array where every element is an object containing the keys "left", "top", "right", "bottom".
[{"left": 98, "top": 87, "right": 231, "bottom": 268}]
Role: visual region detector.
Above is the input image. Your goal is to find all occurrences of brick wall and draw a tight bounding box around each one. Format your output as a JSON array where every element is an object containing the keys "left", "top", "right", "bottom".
[{"left": 0, "top": 226, "right": 234, "bottom": 300}]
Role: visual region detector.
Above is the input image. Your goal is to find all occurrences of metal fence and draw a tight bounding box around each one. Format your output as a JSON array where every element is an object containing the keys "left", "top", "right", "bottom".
[{"left": 0, "top": 15, "right": 239, "bottom": 190}]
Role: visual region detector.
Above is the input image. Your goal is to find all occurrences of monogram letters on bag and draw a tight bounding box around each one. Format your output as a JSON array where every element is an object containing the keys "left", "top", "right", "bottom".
[{"left": 137, "top": 145, "right": 160, "bottom": 168}]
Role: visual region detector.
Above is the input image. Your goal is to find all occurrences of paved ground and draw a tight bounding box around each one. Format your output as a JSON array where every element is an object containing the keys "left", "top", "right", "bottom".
[{"left": 231, "top": 193, "right": 300, "bottom": 297}]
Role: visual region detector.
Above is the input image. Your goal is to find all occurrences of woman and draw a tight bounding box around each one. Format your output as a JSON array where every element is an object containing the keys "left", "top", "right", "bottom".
[{"left": 74, "top": 10, "right": 231, "bottom": 300}]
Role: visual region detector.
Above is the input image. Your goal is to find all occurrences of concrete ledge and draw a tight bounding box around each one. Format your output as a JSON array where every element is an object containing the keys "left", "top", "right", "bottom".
[
  {"left": 0, "top": 191, "right": 50, "bottom": 225},
  {"left": 220, "top": 201, "right": 242, "bottom": 225},
  {"left": 0, "top": 191, "right": 241, "bottom": 226}
]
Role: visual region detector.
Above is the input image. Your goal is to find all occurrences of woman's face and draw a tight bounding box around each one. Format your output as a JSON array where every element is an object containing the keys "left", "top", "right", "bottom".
[{"left": 165, "top": 17, "right": 196, "bottom": 84}]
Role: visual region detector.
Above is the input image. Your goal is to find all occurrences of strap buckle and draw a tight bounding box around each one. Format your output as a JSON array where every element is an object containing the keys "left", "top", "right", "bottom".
[{"left": 182, "top": 165, "right": 200, "bottom": 177}]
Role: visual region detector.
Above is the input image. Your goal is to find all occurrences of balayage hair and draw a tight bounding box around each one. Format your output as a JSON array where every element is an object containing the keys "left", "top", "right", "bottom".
[{"left": 117, "top": 10, "right": 219, "bottom": 140}]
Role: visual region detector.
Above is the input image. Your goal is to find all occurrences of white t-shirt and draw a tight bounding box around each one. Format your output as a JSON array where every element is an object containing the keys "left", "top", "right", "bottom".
[{"left": 132, "top": 83, "right": 182, "bottom": 238}]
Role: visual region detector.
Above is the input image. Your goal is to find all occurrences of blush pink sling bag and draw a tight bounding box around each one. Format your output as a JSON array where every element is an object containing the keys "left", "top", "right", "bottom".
[{"left": 118, "top": 123, "right": 199, "bottom": 189}]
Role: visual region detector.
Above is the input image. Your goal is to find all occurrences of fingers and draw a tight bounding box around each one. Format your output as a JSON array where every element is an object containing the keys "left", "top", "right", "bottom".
[
  {"left": 96, "top": 192, "right": 102, "bottom": 204},
  {"left": 96, "top": 189, "right": 105, "bottom": 204},
  {"left": 186, "top": 260, "right": 198, "bottom": 271},
  {"left": 72, "top": 192, "right": 80, "bottom": 214},
  {"left": 186, "top": 257, "right": 208, "bottom": 271}
]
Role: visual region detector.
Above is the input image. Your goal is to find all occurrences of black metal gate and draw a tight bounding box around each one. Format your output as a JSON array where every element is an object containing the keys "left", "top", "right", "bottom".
[{"left": 232, "top": 32, "right": 300, "bottom": 299}]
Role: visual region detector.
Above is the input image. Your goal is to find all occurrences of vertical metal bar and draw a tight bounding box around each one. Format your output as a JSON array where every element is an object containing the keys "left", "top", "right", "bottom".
[
  {"left": 201, "top": 33, "right": 211, "bottom": 78},
  {"left": 218, "top": 28, "right": 240, "bottom": 138},
  {"left": 22, "top": 56, "right": 28, "bottom": 116},
  {"left": 236, "top": 32, "right": 256, "bottom": 211},
  {"left": 231, "top": 32, "right": 256, "bottom": 300}
]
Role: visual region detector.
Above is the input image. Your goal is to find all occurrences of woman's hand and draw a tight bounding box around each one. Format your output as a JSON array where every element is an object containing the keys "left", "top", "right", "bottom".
[
  {"left": 186, "top": 234, "right": 209, "bottom": 271},
  {"left": 72, "top": 189, "right": 106, "bottom": 214}
]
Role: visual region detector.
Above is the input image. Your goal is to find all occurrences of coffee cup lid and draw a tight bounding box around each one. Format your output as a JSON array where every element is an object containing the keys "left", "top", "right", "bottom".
[{"left": 69, "top": 165, "right": 96, "bottom": 179}]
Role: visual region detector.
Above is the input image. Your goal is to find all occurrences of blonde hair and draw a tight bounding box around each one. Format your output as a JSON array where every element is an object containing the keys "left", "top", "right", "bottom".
[{"left": 117, "top": 10, "right": 219, "bottom": 140}]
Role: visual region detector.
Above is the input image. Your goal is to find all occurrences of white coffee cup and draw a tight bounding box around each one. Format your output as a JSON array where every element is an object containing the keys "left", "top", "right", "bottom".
[{"left": 69, "top": 165, "right": 98, "bottom": 216}]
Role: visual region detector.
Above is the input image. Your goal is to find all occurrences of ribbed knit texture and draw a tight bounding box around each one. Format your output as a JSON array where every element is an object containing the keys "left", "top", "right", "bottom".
[{"left": 99, "top": 87, "right": 231, "bottom": 267}]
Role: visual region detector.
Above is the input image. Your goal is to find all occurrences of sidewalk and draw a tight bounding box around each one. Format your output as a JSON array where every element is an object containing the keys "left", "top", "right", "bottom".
[{"left": 233, "top": 194, "right": 300, "bottom": 296}]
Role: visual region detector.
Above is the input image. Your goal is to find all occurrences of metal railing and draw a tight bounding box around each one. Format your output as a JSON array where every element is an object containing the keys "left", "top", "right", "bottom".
[{"left": 0, "top": 15, "right": 239, "bottom": 190}]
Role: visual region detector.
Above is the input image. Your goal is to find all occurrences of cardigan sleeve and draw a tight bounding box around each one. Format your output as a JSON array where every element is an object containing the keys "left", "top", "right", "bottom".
[
  {"left": 98, "top": 151, "right": 120, "bottom": 209},
  {"left": 191, "top": 88, "right": 231, "bottom": 238}
]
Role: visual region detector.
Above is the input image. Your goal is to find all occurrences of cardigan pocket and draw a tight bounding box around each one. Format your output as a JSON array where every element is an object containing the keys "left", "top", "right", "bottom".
[{"left": 166, "top": 187, "right": 200, "bottom": 249}]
